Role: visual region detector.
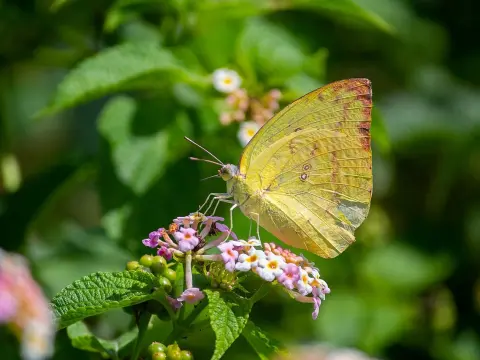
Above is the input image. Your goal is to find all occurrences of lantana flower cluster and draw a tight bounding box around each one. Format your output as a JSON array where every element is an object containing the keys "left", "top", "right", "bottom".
[
  {"left": 218, "top": 240, "right": 330, "bottom": 319},
  {"left": 142, "top": 212, "right": 330, "bottom": 320},
  {"left": 0, "top": 249, "right": 54, "bottom": 360},
  {"left": 211, "top": 68, "right": 282, "bottom": 146}
]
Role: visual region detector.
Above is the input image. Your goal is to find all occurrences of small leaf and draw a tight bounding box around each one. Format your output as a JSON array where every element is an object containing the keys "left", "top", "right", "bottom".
[
  {"left": 67, "top": 321, "right": 138, "bottom": 358},
  {"left": 39, "top": 42, "right": 181, "bottom": 116},
  {"left": 242, "top": 321, "right": 286, "bottom": 360},
  {"left": 205, "top": 290, "right": 252, "bottom": 360},
  {"left": 51, "top": 271, "right": 158, "bottom": 329},
  {"left": 67, "top": 322, "right": 110, "bottom": 356}
]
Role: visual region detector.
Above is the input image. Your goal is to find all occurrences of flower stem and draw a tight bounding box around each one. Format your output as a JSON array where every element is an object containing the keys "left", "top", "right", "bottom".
[
  {"left": 185, "top": 251, "right": 193, "bottom": 289},
  {"left": 165, "top": 298, "right": 208, "bottom": 344},
  {"left": 131, "top": 310, "right": 152, "bottom": 360}
]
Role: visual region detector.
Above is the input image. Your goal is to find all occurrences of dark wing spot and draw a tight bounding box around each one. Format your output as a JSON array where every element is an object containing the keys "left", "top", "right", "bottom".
[
  {"left": 303, "top": 164, "right": 311, "bottom": 171},
  {"left": 294, "top": 127, "right": 302, "bottom": 132},
  {"left": 300, "top": 173, "right": 308, "bottom": 181}
]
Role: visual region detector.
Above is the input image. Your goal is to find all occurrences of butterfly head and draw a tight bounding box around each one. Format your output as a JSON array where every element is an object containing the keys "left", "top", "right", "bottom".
[{"left": 218, "top": 164, "right": 239, "bottom": 181}]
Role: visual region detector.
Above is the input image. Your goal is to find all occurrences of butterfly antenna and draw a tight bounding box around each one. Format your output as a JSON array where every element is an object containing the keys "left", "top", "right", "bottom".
[
  {"left": 190, "top": 157, "right": 223, "bottom": 166},
  {"left": 184, "top": 136, "right": 224, "bottom": 165},
  {"left": 201, "top": 174, "right": 220, "bottom": 181}
]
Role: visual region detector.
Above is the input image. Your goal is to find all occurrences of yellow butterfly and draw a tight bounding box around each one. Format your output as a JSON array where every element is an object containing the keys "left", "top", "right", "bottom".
[{"left": 194, "top": 79, "right": 373, "bottom": 258}]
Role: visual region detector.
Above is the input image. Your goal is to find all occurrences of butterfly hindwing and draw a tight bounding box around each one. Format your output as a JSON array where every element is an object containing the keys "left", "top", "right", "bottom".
[{"left": 236, "top": 79, "right": 373, "bottom": 258}]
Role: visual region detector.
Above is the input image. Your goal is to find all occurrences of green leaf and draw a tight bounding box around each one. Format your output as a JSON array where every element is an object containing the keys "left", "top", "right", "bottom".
[
  {"left": 67, "top": 321, "right": 138, "bottom": 358},
  {"left": 67, "top": 322, "right": 111, "bottom": 356},
  {"left": 199, "top": 0, "right": 394, "bottom": 33},
  {"left": 237, "top": 18, "right": 306, "bottom": 83},
  {"left": 242, "top": 321, "right": 286, "bottom": 360},
  {"left": 97, "top": 96, "right": 193, "bottom": 195},
  {"left": 205, "top": 290, "right": 252, "bottom": 360},
  {"left": 51, "top": 271, "right": 158, "bottom": 329},
  {"left": 39, "top": 42, "right": 182, "bottom": 116}
]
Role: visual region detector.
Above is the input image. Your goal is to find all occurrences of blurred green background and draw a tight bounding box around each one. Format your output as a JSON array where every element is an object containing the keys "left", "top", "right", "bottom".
[{"left": 1, "top": 0, "right": 480, "bottom": 359}]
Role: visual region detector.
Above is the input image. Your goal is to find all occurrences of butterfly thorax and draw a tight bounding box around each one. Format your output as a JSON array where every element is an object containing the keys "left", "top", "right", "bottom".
[{"left": 219, "top": 164, "right": 259, "bottom": 212}]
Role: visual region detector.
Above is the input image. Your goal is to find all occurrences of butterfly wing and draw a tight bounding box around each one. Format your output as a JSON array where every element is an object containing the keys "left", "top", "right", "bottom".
[{"left": 238, "top": 79, "right": 372, "bottom": 258}]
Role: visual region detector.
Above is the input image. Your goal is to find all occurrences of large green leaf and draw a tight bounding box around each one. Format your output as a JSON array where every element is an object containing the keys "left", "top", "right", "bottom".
[
  {"left": 205, "top": 290, "right": 252, "bottom": 360},
  {"left": 39, "top": 42, "right": 182, "bottom": 116},
  {"left": 200, "top": 0, "right": 394, "bottom": 33},
  {"left": 51, "top": 271, "right": 158, "bottom": 329}
]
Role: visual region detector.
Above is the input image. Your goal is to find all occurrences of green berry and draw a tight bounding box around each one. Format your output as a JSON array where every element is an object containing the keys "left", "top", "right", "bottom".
[
  {"left": 140, "top": 254, "right": 154, "bottom": 267},
  {"left": 148, "top": 342, "right": 167, "bottom": 355},
  {"left": 166, "top": 343, "right": 182, "bottom": 360},
  {"left": 163, "top": 268, "right": 177, "bottom": 282},
  {"left": 157, "top": 276, "right": 172, "bottom": 293},
  {"left": 126, "top": 261, "right": 140, "bottom": 271},
  {"left": 180, "top": 350, "right": 194, "bottom": 360},
  {"left": 152, "top": 352, "right": 167, "bottom": 360},
  {"left": 151, "top": 256, "right": 168, "bottom": 274}
]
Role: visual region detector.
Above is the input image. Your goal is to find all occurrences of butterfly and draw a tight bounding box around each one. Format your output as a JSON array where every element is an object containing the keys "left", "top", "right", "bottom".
[{"left": 192, "top": 78, "right": 373, "bottom": 258}]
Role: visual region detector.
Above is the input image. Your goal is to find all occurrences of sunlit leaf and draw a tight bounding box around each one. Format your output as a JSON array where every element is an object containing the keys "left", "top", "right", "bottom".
[
  {"left": 39, "top": 42, "right": 182, "bottom": 116},
  {"left": 205, "top": 290, "right": 252, "bottom": 360},
  {"left": 51, "top": 271, "right": 158, "bottom": 329}
]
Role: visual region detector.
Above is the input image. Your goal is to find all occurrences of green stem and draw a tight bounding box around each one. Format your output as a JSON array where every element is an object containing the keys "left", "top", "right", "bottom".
[
  {"left": 165, "top": 298, "right": 208, "bottom": 344},
  {"left": 131, "top": 310, "right": 152, "bottom": 360},
  {"left": 249, "top": 283, "right": 271, "bottom": 304},
  {"left": 152, "top": 289, "right": 177, "bottom": 321}
]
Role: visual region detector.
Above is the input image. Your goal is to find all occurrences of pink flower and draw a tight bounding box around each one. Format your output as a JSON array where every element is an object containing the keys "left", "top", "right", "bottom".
[
  {"left": 142, "top": 231, "right": 161, "bottom": 248},
  {"left": 277, "top": 263, "right": 300, "bottom": 290},
  {"left": 214, "top": 223, "right": 238, "bottom": 240},
  {"left": 157, "top": 246, "right": 173, "bottom": 261},
  {"left": 218, "top": 242, "right": 239, "bottom": 272},
  {"left": 312, "top": 296, "right": 321, "bottom": 320},
  {"left": 177, "top": 288, "right": 205, "bottom": 304},
  {"left": 166, "top": 296, "right": 183, "bottom": 310},
  {"left": 174, "top": 228, "right": 199, "bottom": 252},
  {"left": 0, "top": 282, "right": 17, "bottom": 322}
]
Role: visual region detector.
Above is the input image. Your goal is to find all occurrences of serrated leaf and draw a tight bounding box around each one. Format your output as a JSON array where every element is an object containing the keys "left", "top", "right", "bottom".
[
  {"left": 51, "top": 271, "right": 158, "bottom": 329},
  {"left": 39, "top": 42, "right": 182, "bottom": 116},
  {"left": 205, "top": 290, "right": 252, "bottom": 360},
  {"left": 242, "top": 321, "right": 286, "bottom": 360}
]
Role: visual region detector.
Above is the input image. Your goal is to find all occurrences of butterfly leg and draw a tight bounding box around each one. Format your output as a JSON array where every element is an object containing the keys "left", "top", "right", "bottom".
[
  {"left": 202, "top": 193, "right": 231, "bottom": 215},
  {"left": 209, "top": 197, "right": 237, "bottom": 240},
  {"left": 249, "top": 212, "right": 261, "bottom": 241},
  {"left": 228, "top": 203, "right": 239, "bottom": 240}
]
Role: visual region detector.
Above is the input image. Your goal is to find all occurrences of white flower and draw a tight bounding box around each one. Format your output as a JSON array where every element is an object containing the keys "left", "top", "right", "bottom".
[
  {"left": 237, "top": 121, "right": 260, "bottom": 147},
  {"left": 257, "top": 253, "right": 285, "bottom": 282},
  {"left": 296, "top": 268, "right": 313, "bottom": 296},
  {"left": 212, "top": 68, "right": 242, "bottom": 93},
  {"left": 246, "top": 236, "right": 262, "bottom": 247},
  {"left": 235, "top": 248, "right": 266, "bottom": 272}
]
